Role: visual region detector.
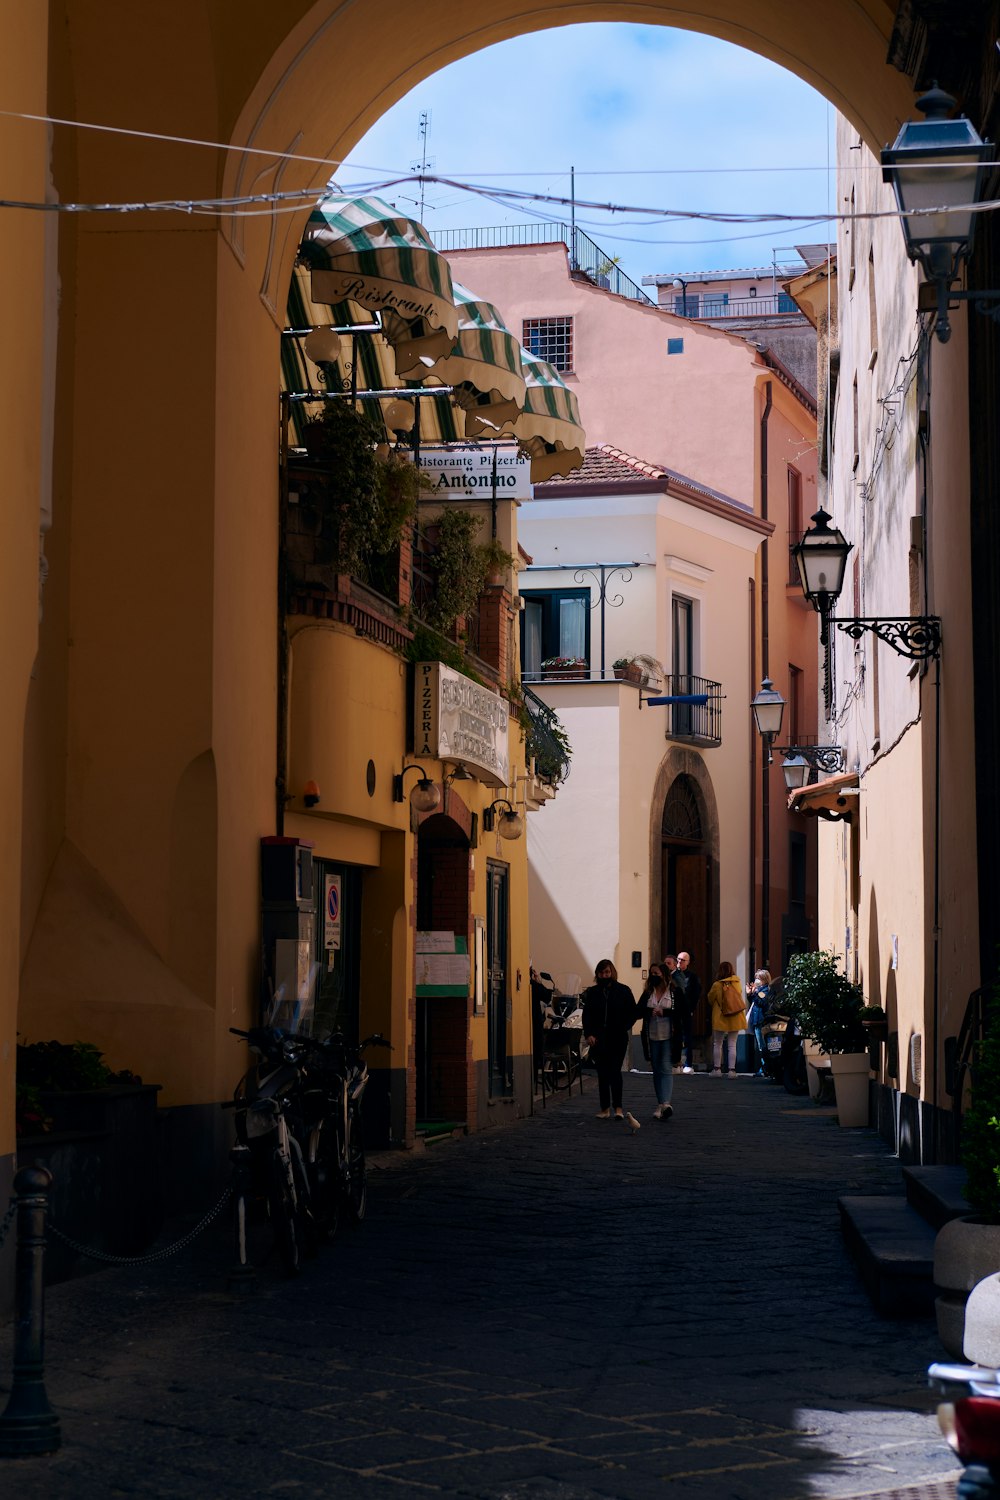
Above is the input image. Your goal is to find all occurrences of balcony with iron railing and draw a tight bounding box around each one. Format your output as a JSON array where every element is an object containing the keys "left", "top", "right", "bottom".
[
  {"left": 433, "top": 223, "right": 654, "bottom": 307},
  {"left": 521, "top": 684, "right": 572, "bottom": 787},
  {"left": 657, "top": 674, "right": 723, "bottom": 748},
  {"left": 670, "top": 293, "right": 802, "bottom": 321}
]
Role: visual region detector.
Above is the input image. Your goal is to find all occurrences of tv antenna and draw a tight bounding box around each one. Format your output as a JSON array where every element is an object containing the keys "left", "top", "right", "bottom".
[{"left": 409, "top": 110, "right": 435, "bottom": 221}]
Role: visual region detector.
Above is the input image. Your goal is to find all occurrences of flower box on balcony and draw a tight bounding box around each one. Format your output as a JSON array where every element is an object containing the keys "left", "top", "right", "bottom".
[{"left": 541, "top": 658, "right": 588, "bottom": 680}]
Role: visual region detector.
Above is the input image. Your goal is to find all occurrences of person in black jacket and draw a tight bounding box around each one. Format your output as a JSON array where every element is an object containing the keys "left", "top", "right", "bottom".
[
  {"left": 582, "top": 959, "right": 639, "bottom": 1119},
  {"left": 671, "top": 951, "right": 702, "bottom": 1073}
]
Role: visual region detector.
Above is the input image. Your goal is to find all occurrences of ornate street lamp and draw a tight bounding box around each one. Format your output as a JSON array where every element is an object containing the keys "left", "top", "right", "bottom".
[
  {"left": 393, "top": 763, "right": 441, "bottom": 813},
  {"left": 781, "top": 755, "right": 810, "bottom": 793},
  {"left": 750, "top": 677, "right": 785, "bottom": 758},
  {"left": 777, "top": 744, "right": 846, "bottom": 792},
  {"left": 483, "top": 798, "right": 523, "bottom": 840},
  {"left": 881, "top": 86, "right": 996, "bottom": 343},
  {"left": 791, "top": 508, "right": 852, "bottom": 645},
  {"left": 793, "top": 509, "right": 941, "bottom": 716}
]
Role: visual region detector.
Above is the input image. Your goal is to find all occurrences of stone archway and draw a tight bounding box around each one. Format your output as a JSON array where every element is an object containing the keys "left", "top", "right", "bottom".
[
  {"left": 649, "top": 746, "right": 721, "bottom": 982},
  {"left": 4, "top": 0, "right": 923, "bottom": 1158}
]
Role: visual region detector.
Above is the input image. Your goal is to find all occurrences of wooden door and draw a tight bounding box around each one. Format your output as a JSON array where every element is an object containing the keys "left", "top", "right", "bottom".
[{"left": 670, "top": 850, "right": 712, "bottom": 1035}]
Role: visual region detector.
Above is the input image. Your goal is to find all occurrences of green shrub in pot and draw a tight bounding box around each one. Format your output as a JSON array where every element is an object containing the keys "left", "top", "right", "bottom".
[{"left": 781, "top": 949, "right": 867, "bottom": 1055}]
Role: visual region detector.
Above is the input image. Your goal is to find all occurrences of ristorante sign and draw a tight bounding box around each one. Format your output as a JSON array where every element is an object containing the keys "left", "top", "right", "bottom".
[
  {"left": 415, "top": 445, "right": 531, "bottom": 501},
  {"left": 413, "top": 662, "right": 510, "bottom": 788},
  {"left": 317, "top": 273, "right": 439, "bottom": 323}
]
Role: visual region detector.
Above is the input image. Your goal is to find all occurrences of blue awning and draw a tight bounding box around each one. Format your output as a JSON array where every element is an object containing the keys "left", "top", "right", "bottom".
[{"left": 644, "top": 694, "right": 710, "bottom": 706}]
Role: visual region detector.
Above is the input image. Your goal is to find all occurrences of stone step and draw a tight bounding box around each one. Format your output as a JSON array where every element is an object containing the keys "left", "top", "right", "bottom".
[
  {"left": 902, "top": 1164, "right": 969, "bottom": 1231},
  {"left": 838, "top": 1194, "right": 938, "bottom": 1316}
]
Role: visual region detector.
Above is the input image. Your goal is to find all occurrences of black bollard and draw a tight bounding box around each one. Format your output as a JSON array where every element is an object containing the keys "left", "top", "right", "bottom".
[
  {"left": 227, "top": 1145, "right": 256, "bottom": 1292},
  {"left": 0, "top": 1165, "right": 61, "bottom": 1456}
]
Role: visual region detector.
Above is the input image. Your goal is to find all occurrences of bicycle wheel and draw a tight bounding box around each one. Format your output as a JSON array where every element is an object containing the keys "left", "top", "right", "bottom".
[
  {"left": 344, "top": 1106, "right": 367, "bottom": 1223},
  {"left": 268, "top": 1150, "right": 300, "bottom": 1275}
]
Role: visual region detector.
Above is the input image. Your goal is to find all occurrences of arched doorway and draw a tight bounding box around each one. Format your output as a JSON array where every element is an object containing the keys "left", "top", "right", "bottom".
[
  {"left": 416, "top": 812, "right": 472, "bottom": 1126},
  {"left": 661, "top": 774, "right": 712, "bottom": 1020}
]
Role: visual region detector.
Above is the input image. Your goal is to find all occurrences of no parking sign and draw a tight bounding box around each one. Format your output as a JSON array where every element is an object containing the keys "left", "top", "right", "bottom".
[{"left": 323, "top": 873, "right": 342, "bottom": 951}]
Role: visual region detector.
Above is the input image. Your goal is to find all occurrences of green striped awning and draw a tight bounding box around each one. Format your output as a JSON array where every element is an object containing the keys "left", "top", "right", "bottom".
[
  {"left": 396, "top": 283, "right": 526, "bottom": 435},
  {"left": 511, "top": 348, "right": 585, "bottom": 480},
  {"left": 300, "top": 195, "right": 459, "bottom": 350},
  {"left": 281, "top": 267, "right": 462, "bottom": 447}
]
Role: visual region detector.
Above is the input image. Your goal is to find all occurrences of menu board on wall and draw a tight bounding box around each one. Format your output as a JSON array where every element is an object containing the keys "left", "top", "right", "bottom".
[{"left": 416, "top": 931, "right": 470, "bottom": 997}]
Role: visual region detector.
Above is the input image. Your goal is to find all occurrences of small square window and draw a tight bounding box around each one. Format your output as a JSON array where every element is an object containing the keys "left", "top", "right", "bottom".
[
  {"left": 522, "top": 316, "right": 573, "bottom": 371},
  {"left": 667, "top": 337, "right": 684, "bottom": 355}
]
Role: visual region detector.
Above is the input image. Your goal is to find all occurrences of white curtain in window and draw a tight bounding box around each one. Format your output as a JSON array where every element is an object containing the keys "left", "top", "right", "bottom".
[
  {"left": 524, "top": 601, "right": 542, "bottom": 676},
  {"left": 558, "top": 598, "right": 587, "bottom": 659}
]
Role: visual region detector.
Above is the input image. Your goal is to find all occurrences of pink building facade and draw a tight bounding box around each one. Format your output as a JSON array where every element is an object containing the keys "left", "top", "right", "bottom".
[{"left": 445, "top": 238, "right": 821, "bottom": 981}]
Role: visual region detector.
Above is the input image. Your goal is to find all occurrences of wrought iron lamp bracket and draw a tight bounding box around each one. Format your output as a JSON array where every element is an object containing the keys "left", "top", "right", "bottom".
[
  {"left": 776, "top": 745, "right": 845, "bottom": 775},
  {"left": 919, "top": 283, "right": 1000, "bottom": 326},
  {"left": 832, "top": 616, "right": 942, "bottom": 661}
]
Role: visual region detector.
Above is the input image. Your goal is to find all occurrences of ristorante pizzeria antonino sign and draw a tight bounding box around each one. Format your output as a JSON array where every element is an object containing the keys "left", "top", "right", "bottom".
[
  {"left": 414, "top": 445, "right": 532, "bottom": 501},
  {"left": 413, "top": 662, "right": 510, "bottom": 788}
]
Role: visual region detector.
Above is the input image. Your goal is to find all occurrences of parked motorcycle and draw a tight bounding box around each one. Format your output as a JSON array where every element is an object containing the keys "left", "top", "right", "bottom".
[
  {"left": 538, "top": 991, "right": 589, "bottom": 1089},
  {"left": 929, "top": 1361, "right": 1000, "bottom": 1497},
  {"left": 757, "top": 1010, "right": 808, "bottom": 1094}
]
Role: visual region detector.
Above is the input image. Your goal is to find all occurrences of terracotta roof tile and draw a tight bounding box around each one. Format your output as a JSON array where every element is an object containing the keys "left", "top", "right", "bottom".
[{"left": 540, "top": 444, "right": 750, "bottom": 513}]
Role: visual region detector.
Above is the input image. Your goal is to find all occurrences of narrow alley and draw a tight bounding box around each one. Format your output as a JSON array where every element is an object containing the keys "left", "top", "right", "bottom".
[{"left": 2, "top": 1074, "right": 959, "bottom": 1499}]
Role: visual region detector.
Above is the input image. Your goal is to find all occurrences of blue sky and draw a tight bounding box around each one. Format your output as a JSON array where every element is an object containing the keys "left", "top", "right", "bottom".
[{"left": 338, "top": 23, "right": 836, "bottom": 286}]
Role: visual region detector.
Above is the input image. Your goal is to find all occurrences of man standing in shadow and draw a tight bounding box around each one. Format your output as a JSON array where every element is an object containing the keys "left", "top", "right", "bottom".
[{"left": 671, "top": 951, "right": 701, "bottom": 1074}]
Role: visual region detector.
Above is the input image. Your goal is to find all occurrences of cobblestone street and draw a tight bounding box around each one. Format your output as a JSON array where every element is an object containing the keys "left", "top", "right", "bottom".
[{"left": 1, "top": 1070, "right": 961, "bottom": 1499}]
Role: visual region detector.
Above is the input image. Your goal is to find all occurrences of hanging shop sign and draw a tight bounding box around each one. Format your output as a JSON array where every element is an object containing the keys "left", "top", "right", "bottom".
[
  {"left": 416, "top": 445, "right": 532, "bottom": 501},
  {"left": 413, "top": 661, "right": 510, "bottom": 788}
]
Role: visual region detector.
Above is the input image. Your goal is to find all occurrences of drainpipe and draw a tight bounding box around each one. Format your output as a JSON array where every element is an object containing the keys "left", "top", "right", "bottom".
[
  {"left": 276, "top": 396, "right": 291, "bottom": 834},
  {"left": 760, "top": 380, "right": 773, "bottom": 970},
  {"left": 749, "top": 577, "right": 758, "bottom": 975}
]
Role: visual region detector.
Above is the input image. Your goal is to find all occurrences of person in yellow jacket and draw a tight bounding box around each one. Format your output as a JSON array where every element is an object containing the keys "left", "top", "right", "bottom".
[{"left": 707, "top": 960, "right": 745, "bottom": 1076}]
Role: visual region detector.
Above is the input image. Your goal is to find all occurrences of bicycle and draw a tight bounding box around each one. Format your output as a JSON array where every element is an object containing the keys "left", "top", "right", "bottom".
[
  {"left": 304, "top": 1032, "right": 390, "bottom": 1236},
  {"left": 224, "top": 1025, "right": 314, "bottom": 1276}
]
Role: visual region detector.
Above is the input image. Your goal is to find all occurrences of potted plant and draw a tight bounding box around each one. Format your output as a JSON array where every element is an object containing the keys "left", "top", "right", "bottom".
[
  {"left": 781, "top": 950, "right": 869, "bottom": 1125},
  {"left": 419, "top": 509, "right": 515, "bottom": 633},
  {"left": 612, "top": 656, "right": 634, "bottom": 680},
  {"left": 594, "top": 255, "right": 621, "bottom": 289},
  {"left": 290, "top": 401, "right": 426, "bottom": 590},
  {"left": 935, "top": 986, "right": 1000, "bottom": 1358},
  {"left": 541, "top": 655, "right": 588, "bottom": 680}
]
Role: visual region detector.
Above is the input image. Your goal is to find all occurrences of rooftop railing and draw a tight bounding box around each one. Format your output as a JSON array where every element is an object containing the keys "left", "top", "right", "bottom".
[
  {"left": 433, "top": 223, "right": 654, "bottom": 306},
  {"left": 669, "top": 293, "right": 802, "bottom": 320}
]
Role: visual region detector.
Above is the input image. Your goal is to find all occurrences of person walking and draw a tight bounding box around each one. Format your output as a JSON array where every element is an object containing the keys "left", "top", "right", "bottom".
[
  {"left": 582, "top": 959, "right": 640, "bottom": 1121},
  {"left": 708, "top": 960, "right": 745, "bottom": 1076},
  {"left": 639, "top": 962, "right": 675, "bottom": 1120},
  {"left": 745, "top": 968, "right": 772, "bottom": 1076},
  {"left": 672, "top": 951, "right": 701, "bottom": 1073}
]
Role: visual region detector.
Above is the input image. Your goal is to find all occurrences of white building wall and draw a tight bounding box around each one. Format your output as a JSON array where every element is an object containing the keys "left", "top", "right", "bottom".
[
  {"left": 522, "top": 485, "right": 764, "bottom": 1002},
  {"left": 821, "top": 116, "right": 980, "bottom": 1124}
]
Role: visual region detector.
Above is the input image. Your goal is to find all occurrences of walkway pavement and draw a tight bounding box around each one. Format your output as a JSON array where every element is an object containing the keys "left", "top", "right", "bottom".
[{"left": 1, "top": 1069, "right": 962, "bottom": 1499}]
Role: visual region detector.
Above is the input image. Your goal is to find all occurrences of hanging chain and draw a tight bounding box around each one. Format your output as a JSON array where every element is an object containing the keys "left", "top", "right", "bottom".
[{"left": 47, "top": 1186, "right": 232, "bottom": 1267}]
